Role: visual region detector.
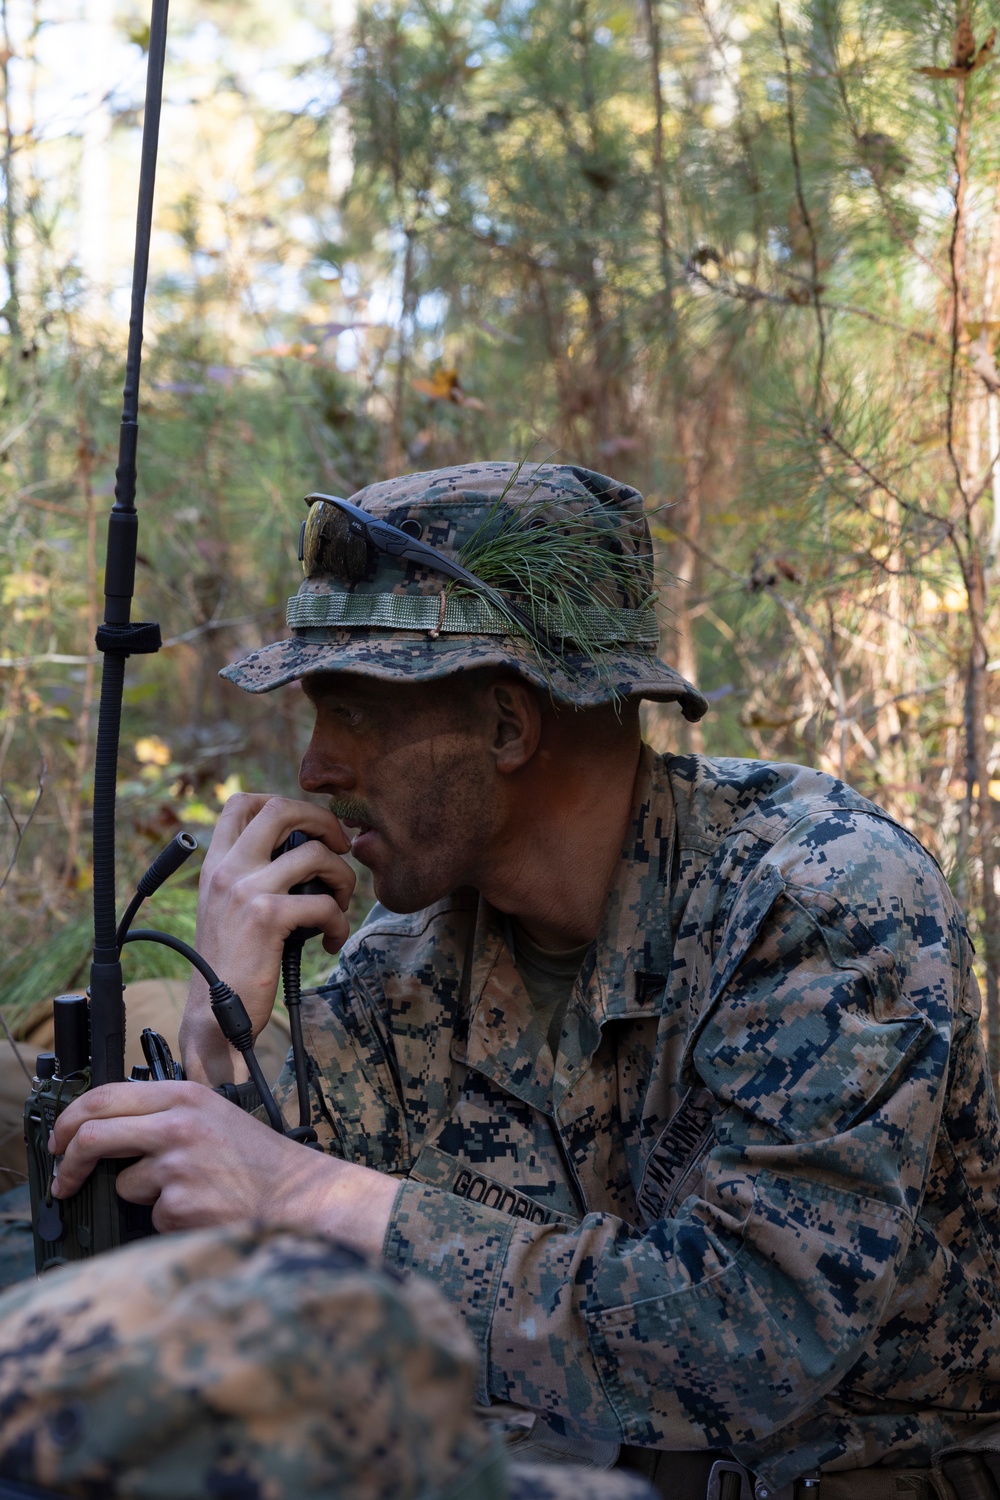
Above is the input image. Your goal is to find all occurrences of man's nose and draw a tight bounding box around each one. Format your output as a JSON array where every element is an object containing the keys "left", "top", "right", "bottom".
[{"left": 299, "top": 734, "right": 357, "bottom": 793}]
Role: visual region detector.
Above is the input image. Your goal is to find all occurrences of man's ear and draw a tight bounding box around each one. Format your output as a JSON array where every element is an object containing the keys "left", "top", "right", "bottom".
[{"left": 489, "top": 679, "right": 542, "bottom": 772}]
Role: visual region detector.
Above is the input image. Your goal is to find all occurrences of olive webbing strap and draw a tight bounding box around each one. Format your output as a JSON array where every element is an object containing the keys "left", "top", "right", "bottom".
[{"left": 287, "top": 590, "right": 660, "bottom": 645}]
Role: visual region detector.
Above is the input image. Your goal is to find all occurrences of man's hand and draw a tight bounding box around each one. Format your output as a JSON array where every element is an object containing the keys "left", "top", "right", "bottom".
[
  {"left": 49, "top": 1082, "right": 399, "bottom": 1253},
  {"left": 179, "top": 795, "right": 355, "bottom": 1085}
]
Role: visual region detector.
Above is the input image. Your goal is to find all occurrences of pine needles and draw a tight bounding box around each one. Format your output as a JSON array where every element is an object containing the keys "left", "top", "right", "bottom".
[{"left": 454, "top": 493, "right": 658, "bottom": 680}]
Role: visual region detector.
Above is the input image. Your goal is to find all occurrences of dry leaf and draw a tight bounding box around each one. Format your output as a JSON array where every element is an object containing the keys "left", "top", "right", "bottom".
[
  {"left": 411, "top": 368, "right": 487, "bottom": 410},
  {"left": 412, "top": 368, "right": 461, "bottom": 401},
  {"left": 972, "top": 347, "right": 1000, "bottom": 393}
]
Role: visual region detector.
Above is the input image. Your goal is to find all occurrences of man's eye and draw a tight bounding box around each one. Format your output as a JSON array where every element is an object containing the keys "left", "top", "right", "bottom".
[{"left": 328, "top": 704, "right": 362, "bottom": 726}]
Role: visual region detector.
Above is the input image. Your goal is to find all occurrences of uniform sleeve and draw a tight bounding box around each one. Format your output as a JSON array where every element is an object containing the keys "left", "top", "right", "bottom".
[{"left": 383, "top": 821, "right": 959, "bottom": 1452}]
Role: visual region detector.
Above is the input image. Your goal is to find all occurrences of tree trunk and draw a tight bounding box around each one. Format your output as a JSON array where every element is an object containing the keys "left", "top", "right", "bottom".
[
  {"left": 964, "top": 549, "right": 1000, "bottom": 1074},
  {"left": 675, "top": 404, "right": 704, "bottom": 755}
]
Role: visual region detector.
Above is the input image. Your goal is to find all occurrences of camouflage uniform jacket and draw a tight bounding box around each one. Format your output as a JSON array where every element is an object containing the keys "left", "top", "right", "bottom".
[{"left": 278, "top": 748, "right": 1000, "bottom": 1490}]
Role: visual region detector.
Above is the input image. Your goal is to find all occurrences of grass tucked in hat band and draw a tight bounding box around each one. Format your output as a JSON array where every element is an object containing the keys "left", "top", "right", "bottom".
[
  {"left": 447, "top": 492, "right": 661, "bottom": 682},
  {"left": 286, "top": 590, "right": 660, "bottom": 647}
]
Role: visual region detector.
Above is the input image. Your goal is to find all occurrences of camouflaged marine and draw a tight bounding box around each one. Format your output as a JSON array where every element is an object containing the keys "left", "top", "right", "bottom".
[
  {"left": 5, "top": 461, "right": 998, "bottom": 1500},
  {"left": 227, "top": 463, "right": 1000, "bottom": 1495}
]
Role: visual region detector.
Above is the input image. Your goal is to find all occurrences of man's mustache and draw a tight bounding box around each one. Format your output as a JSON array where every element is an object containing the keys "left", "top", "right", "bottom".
[{"left": 328, "top": 794, "right": 377, "bottom": 829}]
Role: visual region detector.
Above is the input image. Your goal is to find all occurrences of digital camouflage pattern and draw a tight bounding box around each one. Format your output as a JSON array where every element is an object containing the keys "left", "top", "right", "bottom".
[
  {"left": 272, "top": 748, "right": 1000, "bottom": 1491},
  {"left": 0, "top": 1222, "right": 658, "bottom": 1500},
  {"left": 220, "top": 462, "right": 707, "bottom": 717},
  {"left": 0, "top": 1224, "right": 505, "bottom": 1499}
]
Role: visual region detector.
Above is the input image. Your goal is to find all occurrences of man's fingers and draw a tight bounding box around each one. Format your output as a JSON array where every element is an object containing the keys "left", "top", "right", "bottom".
[
  {"left": 244, "top": 893, "right": 351, "bottom": 950},
  {"left": 264, "top": 839, "right": 357, "bottom": 910},
  {"left": 233, "top": 796, "right": 351, "bottom": 862},
  {"left": 50, "top": 1081, "right": 198, "bottom": 1154},
  {"left": 107, "top": 1157, "right": 162, "bottom": 1207},
  {"left": 206, "top": 793, "right": 275, "bottom": 860},
  {"left": 51, "top": 1115, "right": 177, "bottom": 1199}
]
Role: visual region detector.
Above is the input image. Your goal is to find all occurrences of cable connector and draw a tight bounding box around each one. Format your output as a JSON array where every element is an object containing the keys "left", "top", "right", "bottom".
[
  {"left": 137, "top": 831, "right": 198, "bottom": 899},
  {"left": 116, "top": 832, "right": 199, "bottom": 951},
  {"left": 208, "top": 982, "right": 254, "bottom": 1053},
  {"left": 208, "top": 983, "right": 285, "bottom": 1136}
]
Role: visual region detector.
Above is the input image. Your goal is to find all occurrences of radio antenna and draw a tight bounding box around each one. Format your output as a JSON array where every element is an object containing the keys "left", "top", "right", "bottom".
[{"left": 89, "top": 0, "right": 170, "bottom": 1085}]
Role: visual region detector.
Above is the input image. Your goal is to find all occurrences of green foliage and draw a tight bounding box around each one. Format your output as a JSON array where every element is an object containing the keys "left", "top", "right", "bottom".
[{"left": 4, "top": 0, "right": 1000, "bottom": 1061}]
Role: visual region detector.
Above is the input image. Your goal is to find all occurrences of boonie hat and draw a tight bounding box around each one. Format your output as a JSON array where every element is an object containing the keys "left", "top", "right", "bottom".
[
  {"left": 0, "top": 1225, "right": 656, "bottom": 1500},
  {"left": 222, "top": 461, "right": 707, "bottom": 719}
]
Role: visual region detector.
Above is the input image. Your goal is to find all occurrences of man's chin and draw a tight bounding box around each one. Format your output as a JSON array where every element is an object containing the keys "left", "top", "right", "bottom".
[{"left": 369, "top": 865, "right": 451, "bottom": 917}]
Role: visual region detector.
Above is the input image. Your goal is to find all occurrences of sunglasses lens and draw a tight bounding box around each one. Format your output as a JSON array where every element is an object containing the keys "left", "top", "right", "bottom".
[{"left": 301, "top": 501, "right": 373, "bottom": 581}]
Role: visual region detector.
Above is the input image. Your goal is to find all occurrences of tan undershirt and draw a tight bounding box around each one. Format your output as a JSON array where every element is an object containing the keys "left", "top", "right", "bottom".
[{"left": 504, "top": 918, "right": 591, "bottom": 1058}]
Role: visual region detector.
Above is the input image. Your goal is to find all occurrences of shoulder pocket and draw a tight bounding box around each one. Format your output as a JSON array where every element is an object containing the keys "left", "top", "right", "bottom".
[{"left": 687, "top": 876, "right": 933, "bottom": 1141}]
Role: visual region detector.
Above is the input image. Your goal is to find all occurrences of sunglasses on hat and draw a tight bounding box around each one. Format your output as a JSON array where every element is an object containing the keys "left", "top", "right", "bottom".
[{"left": 299, "top": 493, "right": 557, "bottom": 652}]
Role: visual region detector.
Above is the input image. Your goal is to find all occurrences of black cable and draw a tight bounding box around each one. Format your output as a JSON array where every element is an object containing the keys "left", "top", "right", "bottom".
[
  {"left": 242, "top": 1047, "right": 285, "bottom": 1133},
  {"left": 122, "top": 928, "right": 219, "bottom": 988},
  {"left": 121, "top": 929, "right": 286, "bottom": 1134},
  {"left": 116, "top": 888, "right": 145, "bottom": 952}
]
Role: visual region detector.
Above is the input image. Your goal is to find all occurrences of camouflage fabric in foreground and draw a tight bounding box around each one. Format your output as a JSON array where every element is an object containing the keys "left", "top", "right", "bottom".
[
  {"left": 272, "top": 749, "right": 1000, "bottom": 1490},
  {"left": 0, "top": 1225, "right": 502, "bottom": 1500},
  {"left": 221, "top": 462, "right": 707, "bottom": 717},
  {"left": 0, "top": 1224, "right": 657, "bottom": 1500}
]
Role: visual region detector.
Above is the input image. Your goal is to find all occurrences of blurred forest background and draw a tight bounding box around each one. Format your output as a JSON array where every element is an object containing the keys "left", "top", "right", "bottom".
[{"left": 3, "top": 0, "right": 1000, "bottom": 1068}]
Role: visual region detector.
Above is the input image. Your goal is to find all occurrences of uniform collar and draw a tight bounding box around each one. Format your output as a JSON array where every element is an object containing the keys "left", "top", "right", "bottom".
[{"left": 455, "top": 745, "right": 677, "bottom": 1111}]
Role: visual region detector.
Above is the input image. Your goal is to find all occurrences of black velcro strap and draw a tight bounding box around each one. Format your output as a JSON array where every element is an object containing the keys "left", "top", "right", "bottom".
[{"left": 95, "top": 621, "right": 162, "bottom": 656}]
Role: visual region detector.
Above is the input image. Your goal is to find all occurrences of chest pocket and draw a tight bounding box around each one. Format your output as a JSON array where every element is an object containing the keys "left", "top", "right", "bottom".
[{"left": 421, "top": 1068, "right": 584, "bottom": 1221}]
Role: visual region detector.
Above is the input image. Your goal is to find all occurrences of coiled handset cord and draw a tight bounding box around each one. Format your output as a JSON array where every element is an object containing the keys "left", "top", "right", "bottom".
[
  {"left": 271, "top": 830, "right": 327, "bottom": 1147},
  {"left": 281, "top": 939, "right": 316, "bottom": 1140}
]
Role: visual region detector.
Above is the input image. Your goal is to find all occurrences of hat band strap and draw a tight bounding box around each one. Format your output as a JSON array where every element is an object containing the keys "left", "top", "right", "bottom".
[{"left": 286, "top": 590, "right": 660, "bottom": 646}]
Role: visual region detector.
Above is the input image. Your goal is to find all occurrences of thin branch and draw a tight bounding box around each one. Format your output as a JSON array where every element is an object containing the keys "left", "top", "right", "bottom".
[
  {"left": 824, "top": 22, "right": 950, "bottom": 292},
  {"left": 817, "top": 422, "right": 957, "bottom": 539},
  {"left": 692, "top": 0, "right": 763, "bottom": 243},
  {"left": 642, "top": 0, "right": 674, "bottom": 346},
  {"left": 684, "top": 261, "right": 944, "bottom": 353},
  {"left": 0, "top": 757, "right": 44, "bottom": 896},
  {"left": 776, "top": 5, "right": 825, "bottom": 407}
]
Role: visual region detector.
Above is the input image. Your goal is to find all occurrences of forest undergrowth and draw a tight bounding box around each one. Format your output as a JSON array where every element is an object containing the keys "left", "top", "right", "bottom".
[{"left": 4, "top": 0, "right": 1000, "bottom": 1072}]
